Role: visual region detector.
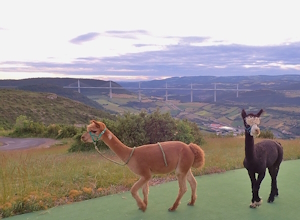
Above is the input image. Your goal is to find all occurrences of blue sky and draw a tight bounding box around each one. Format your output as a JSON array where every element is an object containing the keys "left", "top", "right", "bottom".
[{"left": 0, "top": 0, "right": 299, "bottom": 81}]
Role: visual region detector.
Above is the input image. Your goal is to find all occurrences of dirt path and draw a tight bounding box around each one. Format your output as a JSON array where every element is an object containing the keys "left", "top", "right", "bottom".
[{"left": 0, "top": 137, "right": 59, "bottom": 151}]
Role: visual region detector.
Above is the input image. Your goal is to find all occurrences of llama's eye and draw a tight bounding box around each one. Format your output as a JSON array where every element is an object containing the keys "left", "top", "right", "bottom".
[{"left": 90, "top": 130, "right": 97, "bottom": 133}]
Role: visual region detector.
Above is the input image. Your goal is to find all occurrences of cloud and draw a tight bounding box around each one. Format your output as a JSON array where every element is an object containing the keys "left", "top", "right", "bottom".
[
  {"left": 1, "top": 40, "right": 300, "bottom": 80},
  {"left": 177, "top": 36, "right": 210, "bottom": 45},
  {"left": 105, "top": 30, "right": 150, "bottom": 39},
  {"left": 69, "top": 32, "right": 100, "bottom": 44}
]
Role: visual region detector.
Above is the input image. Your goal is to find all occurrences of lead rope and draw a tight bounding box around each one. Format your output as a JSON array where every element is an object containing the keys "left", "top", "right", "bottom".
[
  {"left": 90, "top": 129, "right": 166, "bottom": 167},
  {"left": 157, "top": 142, "right": 168, "bottom": 167},
  {"left": 93, "top": 142, "right": 135, "bottom": 166},
  {"left": 90, "top": 128, "right": 135, "bottom": 166}
]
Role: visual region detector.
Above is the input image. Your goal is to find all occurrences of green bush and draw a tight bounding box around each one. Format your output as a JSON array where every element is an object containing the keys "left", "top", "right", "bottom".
[
  {"left": 114, "top": 111, "right": 148, "bottom": 147},
  {"left": 10, "top": 115, "right": 45, "bottom": 137},
  {"left": 10, "top": 115, "right": 80, "bottom": 139},
  {"left": 173, "top": 120, "right": 194, "bottom": 143},
  {"left": 45, "top": 124, "right": 61, "bottom": 138},
  {"left": 143, "top": 109, "right": 177, "bottom": 144},
  {"left": 259, "top": 130, "right": 274, "bottom": 139},
  {"left": 69, "top": 109, "right": 204, "bottom": 152},
  {"left": 56, "top": 125, "right": 79, "bottom": 139}
]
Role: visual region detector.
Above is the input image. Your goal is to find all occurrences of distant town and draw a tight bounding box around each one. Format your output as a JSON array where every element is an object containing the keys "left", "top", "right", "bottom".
[{"left": 207, "top": 123, "right": 243, "bottom": 136}]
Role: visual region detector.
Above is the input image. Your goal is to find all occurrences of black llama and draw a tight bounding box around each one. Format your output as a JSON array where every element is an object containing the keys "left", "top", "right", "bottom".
[{"left": 241, "top": 109, "right": 283, "bottom": 208}]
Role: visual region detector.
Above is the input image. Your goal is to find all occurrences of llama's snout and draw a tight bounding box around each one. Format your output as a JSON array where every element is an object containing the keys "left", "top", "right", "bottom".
[
  {"left": 81, "top": 133, "right": 88, "bottom": 142},
  {"left": 250, "top": 124, "right": 260, "bottom": 137}
]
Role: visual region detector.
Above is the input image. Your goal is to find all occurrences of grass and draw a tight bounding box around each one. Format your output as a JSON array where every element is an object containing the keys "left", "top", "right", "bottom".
[{"left": 1, "top": 137, "right": 300, "bottom": 218}]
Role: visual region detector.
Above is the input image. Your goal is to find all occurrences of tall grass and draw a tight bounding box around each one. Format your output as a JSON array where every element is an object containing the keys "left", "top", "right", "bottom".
[{"left": 1, "top": 137, "right": 300, "bottom": 218}]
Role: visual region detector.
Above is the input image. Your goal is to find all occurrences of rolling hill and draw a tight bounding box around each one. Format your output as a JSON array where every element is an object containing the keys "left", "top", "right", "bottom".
[
  {"left": 0, "top": 77, "right": 130, "bottom": 96},
  {"left": 0, "top": 89, "right": 116, "bottom": 129},
  {"left": 18, "top": 84, "right": 108, "bottom": 110}
]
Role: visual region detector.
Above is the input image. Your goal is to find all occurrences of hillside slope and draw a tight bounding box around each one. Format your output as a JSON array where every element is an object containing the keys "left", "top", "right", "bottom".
[
  {"left": 0, "top": 89, "right": 116, "bottom": 129},
  {"left": 18, "top": 84, "right": 108, "bottom": 110},
  {"left": 0, "top": 77, "right": 130, "bottom": 96}
]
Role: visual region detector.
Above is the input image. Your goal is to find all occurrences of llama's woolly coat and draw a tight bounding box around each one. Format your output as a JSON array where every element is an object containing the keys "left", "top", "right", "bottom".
[{"left": 243, "top": 138, "right": 283, "bottom": 174}]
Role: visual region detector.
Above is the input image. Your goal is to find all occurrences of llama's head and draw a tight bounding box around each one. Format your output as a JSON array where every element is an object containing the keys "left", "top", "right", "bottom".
[
  {"left": 241, "top": 109, "right": 263, "bottom": 137},
  {"left": 81, "top": 120, "right": 107, "bottom": 143}
]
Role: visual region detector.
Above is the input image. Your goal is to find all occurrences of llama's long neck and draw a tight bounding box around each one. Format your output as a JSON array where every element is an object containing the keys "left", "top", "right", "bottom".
[
  {"left": 101, "top": 129, "right": 133, "bottom": 163},
  {"left": 245, "top": 130, "right": 255, "bottom": 161}
]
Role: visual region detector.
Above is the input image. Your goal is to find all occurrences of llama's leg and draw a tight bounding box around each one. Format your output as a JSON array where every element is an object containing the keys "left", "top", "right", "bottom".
[
  {"left": 186, "top": 169, "right": 197, "bottom": 206},
  {"left": 251, "top": 171, "right": 265, "bottom": 208},
  {"left": 142, "top": 181, "right": 149, "bottom": 206},
  {"left": 248, "top": 171, "right": 265, "bottom": 208},
  {"left": 267, "top": 166, "right": 280, "bottom": 203},
  {"left": 169, "top": 172, "right": 188, "bottom": 211},
  {"left": 131, "top": 175, "right": 151, "bottom": 212},
  {"left": 274, "top": 166, "right": 280, "bottom": 196},
  {"left": 248, "top": 171, "right": 257, "bottom": 207}
]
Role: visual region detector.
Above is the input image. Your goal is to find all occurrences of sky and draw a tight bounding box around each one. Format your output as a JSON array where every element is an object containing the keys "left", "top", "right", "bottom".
[{"left": 0, "top": 0, "right": 300, "bottom": 82}]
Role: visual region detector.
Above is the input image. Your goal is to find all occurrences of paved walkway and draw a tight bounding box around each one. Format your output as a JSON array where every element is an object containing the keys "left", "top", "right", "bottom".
[
  {"left": 7, "top": 159, "right": 300, "bottom": 220},
  {"left": 0, "top": 137, "right": 58, "bottom": 151}
]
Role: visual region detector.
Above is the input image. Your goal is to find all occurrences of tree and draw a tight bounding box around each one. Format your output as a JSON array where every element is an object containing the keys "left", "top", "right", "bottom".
[
  {"left": 114, "top": 112, "right": 148, "bottom": 147},
  {"left": 144, "top": 109, "right": 176, "bottom": 144},
  {"left": 173, "top": 120, "right": 195, "bottom": 144}
]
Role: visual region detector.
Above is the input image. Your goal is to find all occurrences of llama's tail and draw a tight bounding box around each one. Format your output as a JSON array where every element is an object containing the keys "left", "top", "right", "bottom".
[
  {"left": 274, "top": 141, "right": 284, "bottom": 166},
  {"left": 189, "top": 143, "right": 205, "bottom": 169}
]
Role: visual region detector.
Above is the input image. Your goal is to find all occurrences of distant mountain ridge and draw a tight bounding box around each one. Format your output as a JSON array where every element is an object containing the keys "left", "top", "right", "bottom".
[
  {"left": 117, "top": 74, "right": 300, "bottom": 90},
  {"left": 0, "top": 78, "right": 112, "bottom": 87},
  {"left": 117, "top": 75, "right": 300, "bottom": 106}
]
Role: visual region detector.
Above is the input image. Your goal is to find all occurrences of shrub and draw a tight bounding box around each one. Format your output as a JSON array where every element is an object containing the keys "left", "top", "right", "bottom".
[
  {"left": 68, "top": 109, "right": 205, "bottom": 152},
  {"left": 144, "top": 109, "right": 177, "bottom": 144},
  {"left": 173, "top": 120, "right": 194, "bottom": 144},
  {"left": 56, "top": 125, "right": 79, "bottom": 139},
  {"left": 259, "top": 130, "right": 274, "bottom": 139},
  {"left": 114, "top": 111, "right": 148, "bottom": 147},
  {"left": 45, "top": 124, "right": 61, "bottom": 138},
  {"left": 179, "top": 119, "right": 204, "bottom": 145},
  {"left": 11, "top": 115, "right": 45, "bottom": 137}
]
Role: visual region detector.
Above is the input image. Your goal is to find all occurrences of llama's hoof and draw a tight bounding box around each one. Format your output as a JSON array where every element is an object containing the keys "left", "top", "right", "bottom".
[
  {"left": 249, "top": 200, "right": 262, "bottom": 208},
  {"left": 168, "top": 207, "right": 177, "bottom": 212},
  {"left": 139, "top": 207, "right": 147, "bottom": 212},
  {"left": 138, "top": 204, "right": 147, "bottom": 212},
  {"left": 268, "top": 196, "right": 275, "bottom": 203},
  {"left": 187, "top": 202, "right": 194, "bottom": 206}
]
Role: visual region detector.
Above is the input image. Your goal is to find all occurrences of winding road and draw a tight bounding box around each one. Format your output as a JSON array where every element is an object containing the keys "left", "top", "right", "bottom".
[{"left": 0, "top": 137, "right": 59, "bottom": 151}]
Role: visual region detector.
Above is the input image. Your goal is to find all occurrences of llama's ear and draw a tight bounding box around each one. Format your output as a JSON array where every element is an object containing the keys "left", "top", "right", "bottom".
[
  {"left": 91, "top": 120, "right": 100, "bottom": 128},
  {"left": 257, "top": 109, "right": 264, "bottom": 117},
  {"left": 241, "top": 109, "right": 247, "bottom": 118}
]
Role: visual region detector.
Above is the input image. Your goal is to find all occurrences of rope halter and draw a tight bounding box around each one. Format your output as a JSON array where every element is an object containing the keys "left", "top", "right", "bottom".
[
  {"left": 88, "top": 127, "right": 135, "bottom": 166},
  {"left": 89, "top": 127, "right": 107, "bottom": 143}
]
